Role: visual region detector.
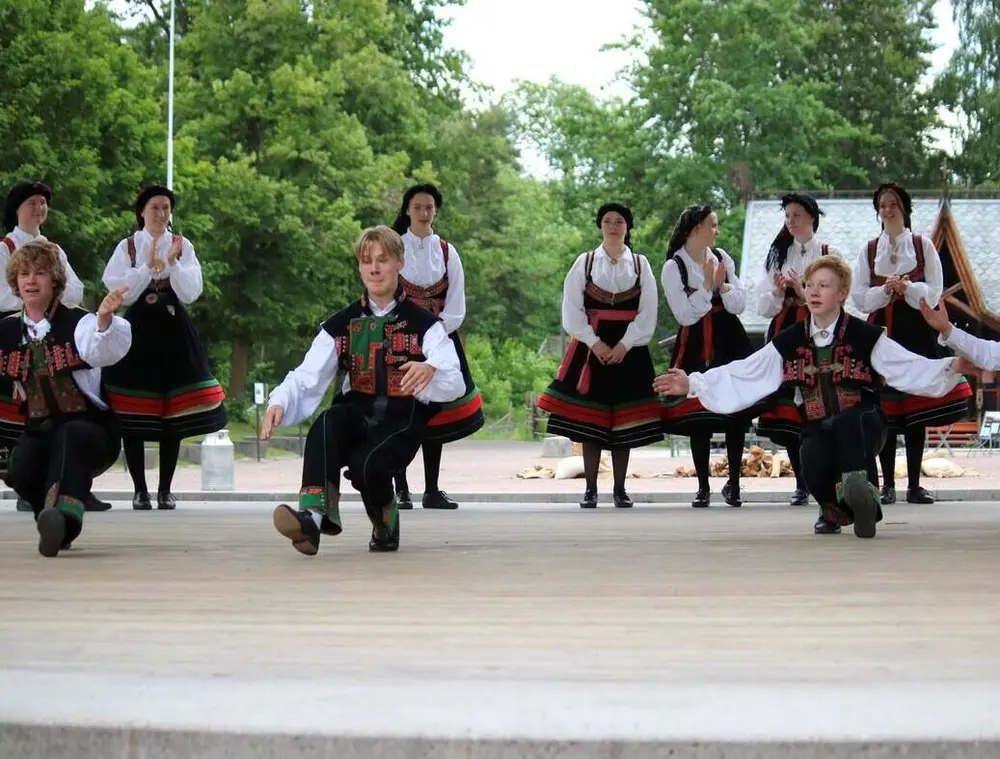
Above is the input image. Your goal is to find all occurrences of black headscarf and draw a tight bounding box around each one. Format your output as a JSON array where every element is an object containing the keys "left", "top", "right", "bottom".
[
  {"left": 595, "top": 202, "right": 633, "bottom": 248},
  {"left": 134, "top": 185, "right": 175, "bottom": 230},
  {"left": 765, "top": 192, "right": 824, "bottom": 273},
  {"left": 3, "top": 180, "right": 51, "bottom": 233},
  {"left": 873, "top": 181, "right": 912, "bottom": 230},
  {"left": 666, "top": 205, "right": 714, "bottom": 259},
  {"left": 391, "top": 183, "right": 443, "bottom": 235}
]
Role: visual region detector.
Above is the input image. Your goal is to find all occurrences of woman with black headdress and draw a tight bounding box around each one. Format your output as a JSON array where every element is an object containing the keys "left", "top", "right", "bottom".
[
  {"left": 851, "top": 182, "right": 972, "bottom": 506},
  {"left": 537, "top": 203, "right": 661, "bottom": 508},
  {"left": 389, "top": 183, "right": 484, "bottom": 510},
  {"left": 101, "top": 185, "right": 227, "bottom": 510},
  {"left": 755, "top": 192, "right": 839, "bottom": 509},
  {"left": 661, "top": 205, "right": 763, "bottom": 508}
]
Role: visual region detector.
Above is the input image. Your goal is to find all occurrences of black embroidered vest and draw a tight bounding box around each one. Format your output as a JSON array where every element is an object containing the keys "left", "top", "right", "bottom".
[
  {"left": 771, "top": 312, "right": 883, "bottom": 422},
  {"left": 0, "top": 305, "right": 99, "bottom": 423}
]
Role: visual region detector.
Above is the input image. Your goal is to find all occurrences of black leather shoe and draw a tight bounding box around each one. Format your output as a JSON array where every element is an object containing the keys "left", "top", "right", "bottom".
[
  {"left": 272, "top": 504, "right": 321, "bottom": 556},
  {"left": 369, "top": 519, "right": 400, "bottom": 552},
  {"left": 15, "top": 497, "right": 32, "bottom": 512},
  {"left": 880, "top": 485, "right": 896, "bottom": 505},
  {"left": 37, "top": 508, "right": 67, "bottom": 557},
  {"left": 906, "top": 486, "right": 934, "bottom": 504},
  {"left": 842, "top": 472, "right": 878, "bottom": 539},
  {"left": 132, "top": 491, "right": 152, "bottom": 510},
  {"left": 722, "top": 481, "right": 742, "bottom": 507},
  {"left": 579, "top": 488, "right": 598, "bottom": 508},
  {"left": 85, "top": 494, "right": 112, "bottom": 512},
  {"left": 692, "top": 487, "right": 710, "bottom": 508},
  {"left": 613, "top": 489, "right": 633, "bottom": 508},
  {"left": 789, "top": 488, "right": 809, "bottom": 506},
  {"left": 395, "top": 488, "right": 413, "bottom": 509},
  {"left": 156, "top": 492, "right": 177, "bottom": 510},
  {"left": 422, "top": 490, "right": 459, "bottom": 509},
  {"left": 813, "top": 516, "right": 842, "bottom": 535}
]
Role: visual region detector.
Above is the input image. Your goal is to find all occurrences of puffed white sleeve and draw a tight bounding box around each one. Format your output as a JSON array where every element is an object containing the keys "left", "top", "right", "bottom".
[
  {"left": 102, "top": 239, "right": 152, "bottom": 307},
  {"left": 59, "top": 248, "right": 85, "bottom": 308},
  {"left": 871, "top": 334, "right": 960, "bottom": 397},
  {"left": 439, "top": 244, "right": 466, "bottom": 335},
  {"left": 168, "top": 238, "right": 204, "bottom": 304},
  {"left": 903, "top": 236, "right": 942, "bottom": 310},
  {"left": 619, "top": 256, "right": 658, "bottom": 349},
  {"left": 268, "top": 329, "right": 340, "bottom": 427},
  {"left": 0, "top": 246, "right": 21, "bottom": 311},
  {"left": 74, "top": 313, "right": 132, "bottom": 367},
  {"left": 942, "top": 326, "right": 1000, "bottom": 371},
  {"left": 851, "top": 243, "right": 891, "bottom": 313},
  {"left": 662, "top": 258, "right": 712, "bottom": 327},
  {"left": 718, "top": 250, "right": 746, "bottom": 315},
  {"left": 561, "top": 254, "right": 599, "bottom": 347},
  {"left": 414, "top": 322, "right": 464, "bottom": 404},
  {"left": 685, "top": 343, "right": 784, "bottom": 414},
  {"left": 756, "top": 264, "right": 784, "bottom": 319}
]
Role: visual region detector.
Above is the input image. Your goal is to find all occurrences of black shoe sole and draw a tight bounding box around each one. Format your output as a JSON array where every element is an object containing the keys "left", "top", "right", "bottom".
[
  {"left": 422, "top": 502, "right": 459, "bottom": 510},
  {"left": 843, "top": 475, "right": 878, "bottom": 539},
  {"left": 272, "top": 505, "right": 318, "bottom": 556},
  {"left": 368, "top": 541, "right": 400, "bottom": 552},
  {"left": 37, "top": 509, "right": 67, "bottom": 557}
]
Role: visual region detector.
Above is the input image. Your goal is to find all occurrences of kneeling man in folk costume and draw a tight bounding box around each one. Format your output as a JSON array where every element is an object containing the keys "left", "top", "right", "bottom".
[
  {"left": 654, "top": 257, "right": 977, "bottom": 539},
  {"left": 261, "top": 226, "right": 464, "bottom": 554}
]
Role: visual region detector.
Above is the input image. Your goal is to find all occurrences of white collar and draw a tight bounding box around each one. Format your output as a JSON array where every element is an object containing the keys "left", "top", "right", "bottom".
[
  {"left": 11, "top": 227, "right": 45, "bottom": 244},
  {"left": 809, "top": 313, "right": 840, "bottom": 339},
  {"left": 22, "top": 310, "right": 52, "bottom": 340},
  {"left": 368, "top": 298, "right": 397, "bottom": 317},
  {"left": 595, "top": 244, "right": 632, "bottom": 264}
]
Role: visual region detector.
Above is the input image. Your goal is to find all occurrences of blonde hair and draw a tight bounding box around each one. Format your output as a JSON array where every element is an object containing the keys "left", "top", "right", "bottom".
[
  {"left": 6, "top": 240, "right": 67, "bottom": 303},
  {"left": 354, "top": 225, "right": 404, "bottom": 261},
  {"left": 803, "top": 256, "right": 852, "bottom": 292}
]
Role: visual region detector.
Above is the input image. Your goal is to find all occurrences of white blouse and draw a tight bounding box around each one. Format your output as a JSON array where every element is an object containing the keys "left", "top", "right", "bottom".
[
  {"left": 0, "top": 227, "right": 85, "bottom": 311},
  {"left": 561, "top": 246, "right": 658, "bottom": 349},
  {"left": 684, "top": 315, "right": 961, "bottom": 415},
  {"left": 400, "top": 229, "right": 465, "bottom": 335},
  {"left": 102, "top": 228, "right": 203, "bottom": 306},
  {"left": 14, "top": 310, "right": 132, "bottom": 410},
  {"left": 661, "top": 246, "right": 745, "bottom": 327},
  {"left": 851, "top": 230, "right": 943, "bottom": 314},
  {"left": 267, "top": 299, "right": 465, "bottom": 428},
  {"left": 756, "top": 237, "right": 841, "bottom": 318}
]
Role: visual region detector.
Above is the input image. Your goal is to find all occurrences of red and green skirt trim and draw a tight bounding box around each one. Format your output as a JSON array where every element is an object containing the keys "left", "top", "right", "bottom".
[
  {"left": 425, "top": 385, "right": 485, "bottom": 444},
  {"left": 538, "top": 387, "right": 663, "bottom": 449},
  {"left": 661, "top": 394, "right": 770, "bottom": 436},
  {"left": 879, "top": 377, "right": 973, "bottom": 433},
  {"left": 107, "top": 379, "right": 228, "bottom": 440}
]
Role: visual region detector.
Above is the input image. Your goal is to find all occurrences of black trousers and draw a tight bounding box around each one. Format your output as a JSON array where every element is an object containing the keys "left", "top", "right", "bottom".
[
  {"left": 5, "top": 415, "right": 121, "bottom": 536},
  {"left": 301, "top": 403, "right": 425, "bottom": 527},
  {"left": 800, "top": 405, "right": 887, "bottom": 521}
]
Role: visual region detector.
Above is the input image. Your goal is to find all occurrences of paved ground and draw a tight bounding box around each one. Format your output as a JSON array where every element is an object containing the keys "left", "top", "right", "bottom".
[
  {"left": 34, "top": 439, "right": 1000, "bottom": 500},
  {"left": 2, "top": 500, "right": 1000, "bottom": 757}
]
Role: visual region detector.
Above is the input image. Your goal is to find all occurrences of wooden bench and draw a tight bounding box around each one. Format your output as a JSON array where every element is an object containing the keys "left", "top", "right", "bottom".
[{"left": 926, "top": 420, "right": 980, "bottom": 453}]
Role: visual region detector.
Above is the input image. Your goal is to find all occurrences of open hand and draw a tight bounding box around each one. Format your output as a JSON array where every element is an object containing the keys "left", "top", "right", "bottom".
[
  {"left": 953, "top": 356, "right": 982, "bottom": 379},
  {"left": 399, "top": 361, "right": 436, "bottom": 395},
  {"left": 701, "top": 258, "right": 715, "bottom": 291},
  {"left": 652, "top": 368, "right": 690, "bottom": 396},
  {"left": 713, "top": 259, "right": 727, "bottom": 290},
  {"left": 785, "top": 270, "right": 805, "bottom": 300},
  {"left": 919, "top": 298, "right": 953, "bottom": 337},
  {"left": 167, "top": 236, "right": 183, "bottom": 266},
  {"left": 772, "top": 271, "right": 786, "bottom": 295},
  {"left": 97, "top": 286, "right": 128, "bottom": 331},
  {"left": 261, "top": 405, "right": 283, "bottom": 440}
]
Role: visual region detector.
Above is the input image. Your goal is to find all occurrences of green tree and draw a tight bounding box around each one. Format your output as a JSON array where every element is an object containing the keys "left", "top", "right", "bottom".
[{"left": 0, "top": 0, "right": 163, "bottom": 292}]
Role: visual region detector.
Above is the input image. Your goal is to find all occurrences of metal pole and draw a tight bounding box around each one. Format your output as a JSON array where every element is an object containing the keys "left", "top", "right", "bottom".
[
  {"left": 166, "top": 0, "right": 176, "bottom": 189},
  {"left": 255, "top": 402, "right": 261, "bottom": 462}
]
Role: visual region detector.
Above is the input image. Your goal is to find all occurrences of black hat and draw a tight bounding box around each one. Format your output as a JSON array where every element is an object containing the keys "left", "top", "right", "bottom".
[
  {"left": 596, "top": 202, "right": 634, "bottom": 247},
  {"left": 779, "top": 192, "right": 823, "bottom": 232},
  {"left": 3, "top": 181, "right": 51, "bottom": 233},
  {"left": 135, "top": 185, "right": 175, "bottom": 228}
]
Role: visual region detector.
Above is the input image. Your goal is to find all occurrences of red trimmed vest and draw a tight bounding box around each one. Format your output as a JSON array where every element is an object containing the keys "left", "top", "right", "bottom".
[{"left": 399, "top": 238, "right": 450, "bottom": 317}]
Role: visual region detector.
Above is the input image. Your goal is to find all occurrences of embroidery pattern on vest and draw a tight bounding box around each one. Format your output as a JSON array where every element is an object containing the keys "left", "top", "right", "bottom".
[{"left": 342, "top": 313, "right": 425, "bottom": 397}]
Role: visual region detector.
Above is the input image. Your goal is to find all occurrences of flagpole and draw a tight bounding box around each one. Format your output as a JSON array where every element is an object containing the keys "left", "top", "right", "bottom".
[{"left": 166, "top": 0, "right": 176, "bottom": 190}]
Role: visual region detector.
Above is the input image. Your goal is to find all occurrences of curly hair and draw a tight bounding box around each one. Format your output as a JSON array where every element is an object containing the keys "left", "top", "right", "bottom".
[{"left": 6, "top": 240, "right": 67, "bottom": 304}]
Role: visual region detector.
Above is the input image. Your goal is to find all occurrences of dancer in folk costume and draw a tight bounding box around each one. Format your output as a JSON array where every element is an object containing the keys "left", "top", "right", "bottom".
[
  {"left": 101, "top": 186, "right": 227, "bottom": 511},
  {"left": 262, "top": 226, "right": 464, "bottom": 555},
  {"left": 0, "top": 181, "right": 109, "bottom": 513},
  {"left": 755, "top": 192, "right": 841, "bottom": 506},
  {"left": 655, "top": 257, "right": 976, "bottom": 538},
  {"left": 661, "top": 205, "right": 764, "bottom": 508},
  {"left": 851, "top": 182, "right": 973, "bottom": 506},
  {"left": 1, "top": 241, "right": 131, "bottom": 556},
  {"left": 536, "top": 203, "right": 662, "bottom": 508},
  {"left": 922, "top": 297, "right": 1000, "bottom": 371},
  {"left": 389, "top": 184, "right": 484, "bottom": 510}
]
